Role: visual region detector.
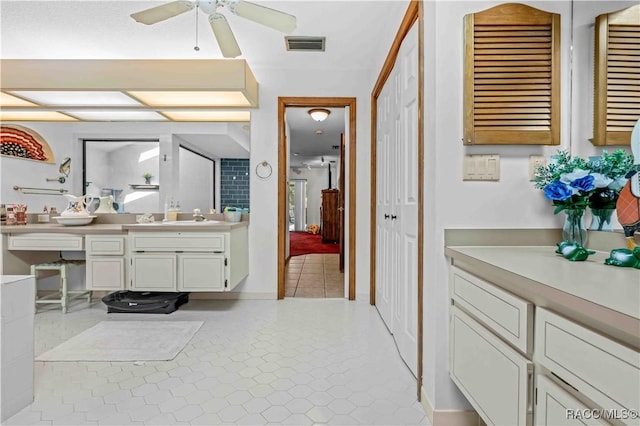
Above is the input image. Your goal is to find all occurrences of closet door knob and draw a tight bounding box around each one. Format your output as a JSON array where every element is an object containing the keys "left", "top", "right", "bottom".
[
  {"left": 384, "top": 214, "right": 390, "bottom": 219},
  {"left": 391, "top": 215, "right": 397, "bottom": 220}
]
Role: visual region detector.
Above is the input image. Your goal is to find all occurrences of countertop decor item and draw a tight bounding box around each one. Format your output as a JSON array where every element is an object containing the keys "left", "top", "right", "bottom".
[
  {"left": 586, "top": 149, "right": 636, "bottom": 231},
  {"left": 53, "top": 215, "right": 96, "bottom": 226},
  {"left": 555, "top": 241, "right": 595, "bottom": 262},
  {"left": 534, "top": 151, "right": 595, "bottom": 245},
  {"left": 616, "top": 119, "right": 640, "bottom": 249},
  {"left": 604, "top": 247, "right": 640, "bottom": 269},
  {"left": 61, "top": 194, "right": 91, "bottom": 216}
]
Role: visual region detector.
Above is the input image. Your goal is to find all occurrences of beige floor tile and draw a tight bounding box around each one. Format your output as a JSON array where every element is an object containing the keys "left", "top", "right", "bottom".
[{"left": 303, "top": 255, "right": 325, "bottom": 263}]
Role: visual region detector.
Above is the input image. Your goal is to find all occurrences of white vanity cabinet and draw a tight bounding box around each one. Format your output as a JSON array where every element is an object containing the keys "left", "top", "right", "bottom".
[
  {"left": 535, "top": 308, "right": 640, "bottom": 426},
  {"left": 128, "top": 229, "right": 247, "bottom": 292},
  {"left": 449, "top": 266, "right": 534, "bottom": 426},
  {"left": 85, "top": 235, "right": 126, "bottom": 291},
  {"left": 448, "top": 254, "right": 640, "bottom": 426}
]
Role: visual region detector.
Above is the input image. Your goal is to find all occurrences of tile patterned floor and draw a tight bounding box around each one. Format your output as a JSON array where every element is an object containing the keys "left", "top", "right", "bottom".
[
  {"left": 7, "top": 298, "right": 430, "bottom": 425},
  {"left": 286, "top": 254, "right": 345, "bottom": 298}
]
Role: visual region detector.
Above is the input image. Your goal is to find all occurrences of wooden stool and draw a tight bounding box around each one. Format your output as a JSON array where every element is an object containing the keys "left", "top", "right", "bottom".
[{"left": 31, "top": 260, "right": 92, "bottom": 313}]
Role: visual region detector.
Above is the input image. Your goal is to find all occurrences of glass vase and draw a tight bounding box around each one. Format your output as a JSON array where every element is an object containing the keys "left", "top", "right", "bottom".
[
  {"left": 589, "top": 208, "right": 615, "bottom": 232},
  {"left": 562, "top": 209, "right": 588, "bottom": 246}
]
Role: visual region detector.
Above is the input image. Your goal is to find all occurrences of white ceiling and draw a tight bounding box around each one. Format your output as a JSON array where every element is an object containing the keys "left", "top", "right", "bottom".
[{"left": 0, "top": 0, "right": 407, "bottom": 164}]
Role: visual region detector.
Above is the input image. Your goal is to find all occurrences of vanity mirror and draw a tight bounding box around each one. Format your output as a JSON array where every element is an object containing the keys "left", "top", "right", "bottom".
[
  {"left": 81, "top": 124, "right": 250, "bottom": 214},
  {"left": 572, "top": 1, "right": 638, "bottom": 149},
  {"left": 592, "top": 3, "right": 639, "bottom": 146}
]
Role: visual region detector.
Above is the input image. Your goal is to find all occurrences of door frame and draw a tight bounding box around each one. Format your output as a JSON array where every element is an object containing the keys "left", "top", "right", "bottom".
[
  {"left": 277, "top": 97, "right": 357, "bottom": 300},
  {"left": 369, "top": 1, "right": 423, "bottom": 399}
]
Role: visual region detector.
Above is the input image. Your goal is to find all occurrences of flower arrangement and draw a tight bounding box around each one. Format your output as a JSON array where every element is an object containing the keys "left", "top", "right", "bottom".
[
  {"left": 142, "top": 172, "right": 153, "bottom": 184},
  {"left": 533, "top": 150, "right": 595, "bottom": 214},
  {"left": 534, "top": 149, "right": 638, "bottom": 234},
  {"left": 586, "top": 149, "right": 635, "bottom": 209}
]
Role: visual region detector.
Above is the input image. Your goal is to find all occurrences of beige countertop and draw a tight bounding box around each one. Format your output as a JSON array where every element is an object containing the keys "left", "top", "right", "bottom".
[
  {"left": 446, "top": 245, "right": 640, "bottom": 349},
  {"left": 1, "top": 221, "right": 248, "bottom": 234}
]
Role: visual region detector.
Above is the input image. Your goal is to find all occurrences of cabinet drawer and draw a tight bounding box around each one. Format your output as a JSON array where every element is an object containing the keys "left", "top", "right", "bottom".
[
  {"left": 451, "top": 266, "right": 533, "bottom": 354},
  {"left": 130, "top": 232, "right": 225, "bottom": 252},
  {"left": 86, "top": 235, "right": 125, "bottom": 255},
  {"left": 450, "top": 306, "right": 533, "bottom": 426},
  {"left": 535, "top": 308, "right": 639, "bottom": 422},
  {"left": 535, "top": 375, "right": 606, "bottom": 426},
  {"left": 8, "top": 233, "right": 83, "bottom": 251}
]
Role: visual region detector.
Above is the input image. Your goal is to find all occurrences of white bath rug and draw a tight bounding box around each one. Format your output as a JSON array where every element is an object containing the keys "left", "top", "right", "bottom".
[{"left": 36, "top": 321, "right": 203, "bottom": 362}]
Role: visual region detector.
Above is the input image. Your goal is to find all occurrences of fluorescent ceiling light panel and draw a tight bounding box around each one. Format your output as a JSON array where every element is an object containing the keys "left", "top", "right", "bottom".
[
  {"left": 0, "top": 110, "right": 77, "bottom": 121},
  {"left": 9, "top": 91, "right": 142, "bottom": 106},
  {"left": 162, "top": 110, "right": 251, "bottom": 122},
  {"left": 0, "top": 92, "right": 38, "bottom": 107},
  {"left": 128, "top": 91, "right": 251, "bottom": 107},
  {"left": 62, "top": 110, "right": 167, "bottom": 121}
]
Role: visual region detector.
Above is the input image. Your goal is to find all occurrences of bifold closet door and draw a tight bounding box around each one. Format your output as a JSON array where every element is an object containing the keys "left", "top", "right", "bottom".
[{"left": 375, "top": 22, "right": 419, "bottom": 376}]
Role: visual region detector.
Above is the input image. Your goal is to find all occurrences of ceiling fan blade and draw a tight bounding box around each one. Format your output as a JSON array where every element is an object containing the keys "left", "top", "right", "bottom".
[
  {"left": 209, "top": 13, "right": 242, "bottom": 58},
  {"left": 228, "top": 0, "right": 296, "bottom": 33},
  {"left": 131, "top": 1, "right": 195, "bottom": 25}
]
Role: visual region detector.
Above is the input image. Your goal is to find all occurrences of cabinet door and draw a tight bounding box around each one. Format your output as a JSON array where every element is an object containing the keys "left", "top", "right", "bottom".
[
  {"left": 130, "top": 254, "right": 176, "bottom": 291},
  {"left": 178, "top": 253, "right": 225, "bottom": 292},
  {"left": 535, "top": 375, "right": 605, "bottom": 426},
  {"left": 450, "top": 306, "right": 533, "bottom": 426},
  {"left": 86, "top": 258, "right": 125, "bottom": 291}
]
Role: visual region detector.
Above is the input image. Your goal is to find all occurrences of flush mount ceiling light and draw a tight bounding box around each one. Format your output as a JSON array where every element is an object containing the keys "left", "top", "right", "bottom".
[
  {"left": 0, "top": 59, "right": 258, "bottom": 122},
  {"left": 308, "top": 108, "right": 330, "bottom": 122},
  {"left": 315, "top": 129, "right": 324, "bottom": 135}
]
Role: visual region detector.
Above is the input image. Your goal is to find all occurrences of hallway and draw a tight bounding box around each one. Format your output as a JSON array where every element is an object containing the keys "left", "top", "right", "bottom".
[{"left": 6, "top": 299, "right": 428, "bottom": 425}]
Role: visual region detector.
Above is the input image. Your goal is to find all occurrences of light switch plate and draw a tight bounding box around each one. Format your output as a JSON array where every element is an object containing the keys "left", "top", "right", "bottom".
[
  {"left": 529, "top": 155, "right": 547, "bottom": 180},
  {"left": 463, "top": 155, "right": 500, "bottom": 181}
]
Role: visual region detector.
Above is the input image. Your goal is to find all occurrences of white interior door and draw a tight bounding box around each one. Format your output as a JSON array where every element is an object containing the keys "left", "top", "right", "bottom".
[
  {"left": 392, "top": 22, "right": 419, "bottom": 376},
  {"left": 375, "top": 22, "right": 419, "bottom": 376},
  {"left": 376, "top": 66, "right": 395, "bottom": 331}
]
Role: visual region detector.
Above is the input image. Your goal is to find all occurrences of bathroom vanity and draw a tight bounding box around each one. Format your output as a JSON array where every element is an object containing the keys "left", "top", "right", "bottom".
[
  {"left": 2, "top": 217, "right": 249, "bottom": 294},
  {"left": 446, "top": 242, "right": 639, "bottom": 426}
]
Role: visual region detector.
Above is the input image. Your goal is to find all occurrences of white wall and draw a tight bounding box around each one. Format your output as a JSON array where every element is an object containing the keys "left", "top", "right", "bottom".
[
  {"left": 290, "top": 167, "right": 329, "bottom": 227},
  {"left": 422, "top": 0, "right": 637, "bottom": 411}
]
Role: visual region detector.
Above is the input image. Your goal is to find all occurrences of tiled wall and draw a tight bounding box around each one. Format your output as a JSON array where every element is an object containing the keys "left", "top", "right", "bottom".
[{"left": 220, "top": 159, "right": 250, "bottom": 211}]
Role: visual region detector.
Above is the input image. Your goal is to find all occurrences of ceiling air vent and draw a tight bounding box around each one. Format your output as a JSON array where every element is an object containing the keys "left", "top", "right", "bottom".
[{"left": 285, "top": 36, "right": 326, "bottom": 52}]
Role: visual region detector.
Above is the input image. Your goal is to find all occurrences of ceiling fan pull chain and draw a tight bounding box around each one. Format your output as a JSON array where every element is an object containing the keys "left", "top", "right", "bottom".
[{"left": 194, "top": 2, "right": 200, "bottom": 51}]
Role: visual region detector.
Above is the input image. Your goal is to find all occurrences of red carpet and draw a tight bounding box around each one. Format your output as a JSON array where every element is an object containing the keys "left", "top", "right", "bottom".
[{"left": 290, "top": 232, "right": 340, "bottom": 257}]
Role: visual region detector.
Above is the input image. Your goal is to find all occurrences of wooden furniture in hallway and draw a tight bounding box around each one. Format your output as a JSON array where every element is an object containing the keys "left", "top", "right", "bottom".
[{"left": 321, "top": 189, "right": 340, "bottom": 243}]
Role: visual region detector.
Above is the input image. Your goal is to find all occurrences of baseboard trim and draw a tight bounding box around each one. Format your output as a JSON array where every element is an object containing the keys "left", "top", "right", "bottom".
[
  {"left": 190, "top": 292, "right": 277, "bottom": 300},
  {"left": 420, "top": 389, "right": 482, "bottom": 426}
]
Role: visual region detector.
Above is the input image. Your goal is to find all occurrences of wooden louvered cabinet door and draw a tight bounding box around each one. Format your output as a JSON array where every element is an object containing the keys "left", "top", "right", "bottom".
[
  {"left": 593, "top": 4, "right": 640, "bottom": 146},
  {"left": 463, "top": 3, "right": 561, "bottom": 145}
]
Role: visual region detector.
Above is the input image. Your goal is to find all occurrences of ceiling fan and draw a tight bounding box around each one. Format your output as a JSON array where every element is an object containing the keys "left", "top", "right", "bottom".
[{"left": 130, "top": 0, "right": 296, "bottom": 58}]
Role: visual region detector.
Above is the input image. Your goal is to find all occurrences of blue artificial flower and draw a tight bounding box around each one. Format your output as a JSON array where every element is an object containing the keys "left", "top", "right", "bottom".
[
  {"left": 544, "top": 181, "right": 573, "bottom": 201},
  {"left": 569, "top": 174, "right": 595, "bottom": 193}
]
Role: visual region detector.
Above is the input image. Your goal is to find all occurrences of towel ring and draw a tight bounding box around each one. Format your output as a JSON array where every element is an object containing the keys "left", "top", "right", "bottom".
[{"left": 256, "top": 161, "right": 273, "bottom": 180}]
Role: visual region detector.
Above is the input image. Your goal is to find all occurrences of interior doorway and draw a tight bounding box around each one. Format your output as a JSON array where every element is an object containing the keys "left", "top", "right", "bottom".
[{"left": 277, "top": 97, "right": 357, "bottom": 300}]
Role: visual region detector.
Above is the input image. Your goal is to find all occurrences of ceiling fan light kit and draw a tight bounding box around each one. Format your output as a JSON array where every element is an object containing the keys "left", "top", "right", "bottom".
[
  {"left": 130, "top": 0, "right": 297, "bottom": 58},
  {"left": 309, "top": 108, "right": 330, "bottom": 122}
]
